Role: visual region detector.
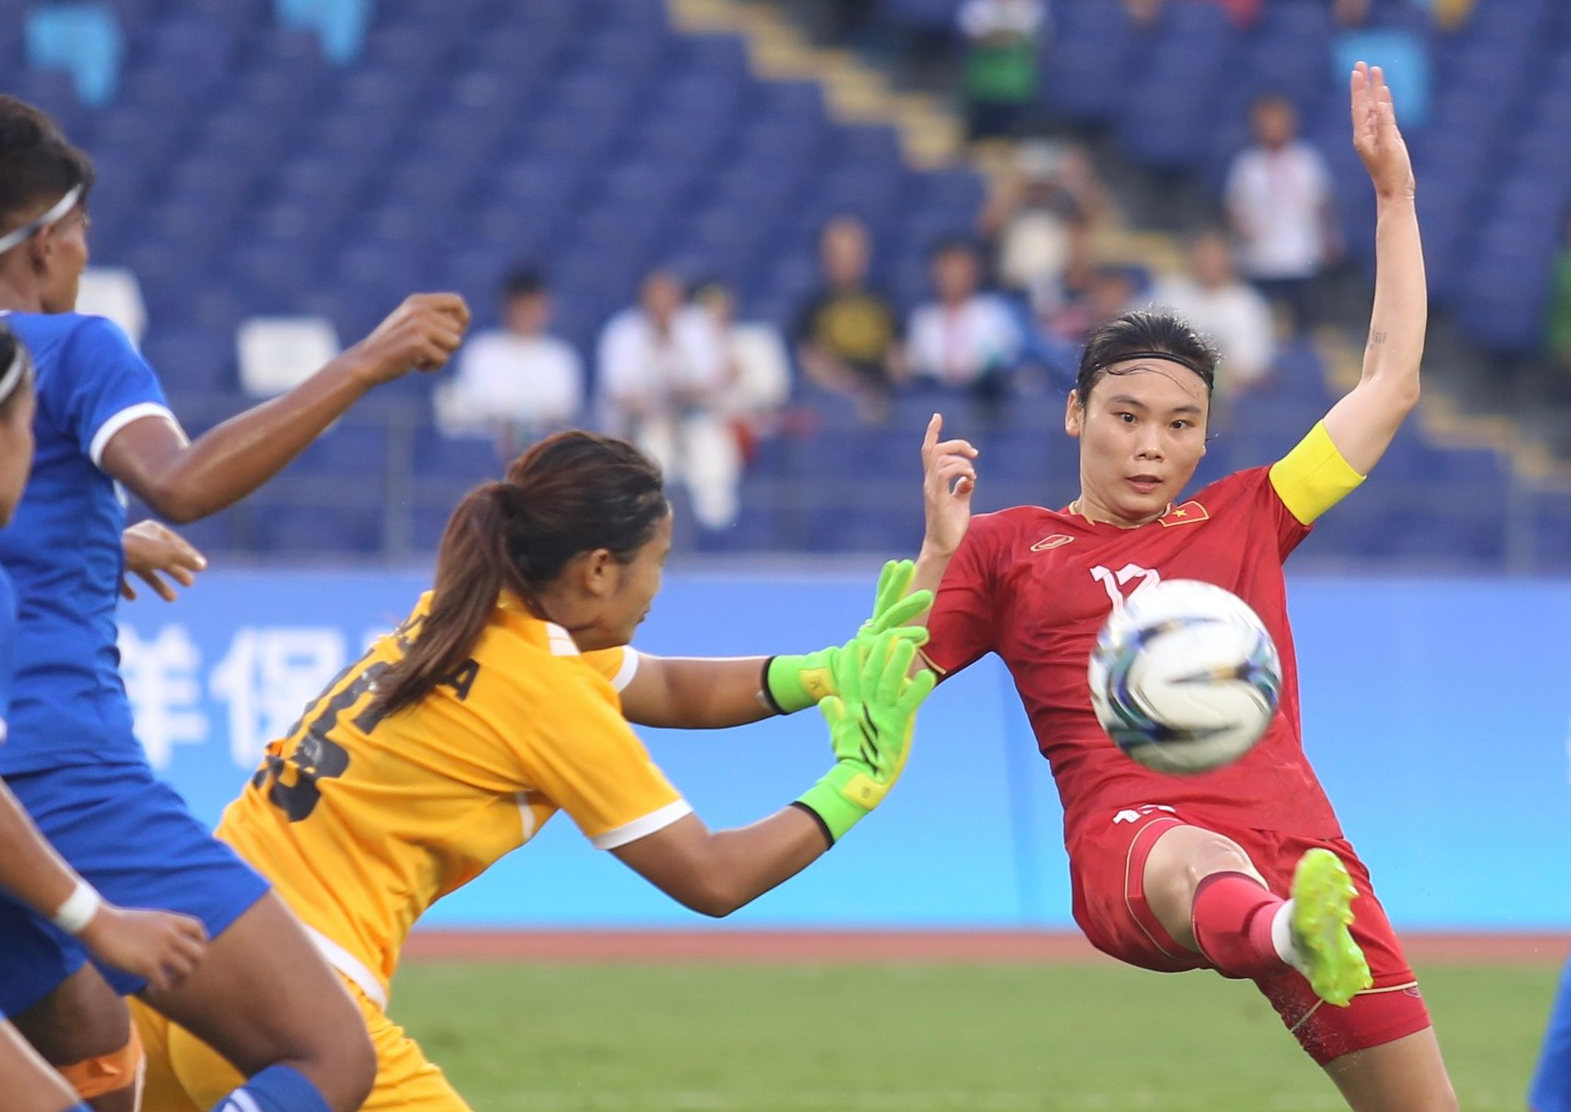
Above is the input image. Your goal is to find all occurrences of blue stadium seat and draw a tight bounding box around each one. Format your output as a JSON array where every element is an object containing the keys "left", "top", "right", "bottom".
[{"left": 25, "top": 3, "right": 123, "bottom": 107}]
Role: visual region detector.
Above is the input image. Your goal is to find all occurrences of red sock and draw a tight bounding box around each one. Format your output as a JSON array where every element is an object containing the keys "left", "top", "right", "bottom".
[{"left": 1190, "top": 871, "right": 1290, "bottom": 977}]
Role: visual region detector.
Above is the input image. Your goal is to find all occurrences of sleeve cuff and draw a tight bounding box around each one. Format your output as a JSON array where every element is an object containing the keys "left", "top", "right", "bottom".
[
  {"left": 88, "top": 402, "right": 177, "bottom": 468},
  {"left": 589, "top": 799, "right": 693, "bottom": 850}
]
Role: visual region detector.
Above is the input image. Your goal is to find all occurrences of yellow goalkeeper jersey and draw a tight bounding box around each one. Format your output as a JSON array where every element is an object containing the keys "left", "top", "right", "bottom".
[{"left": 217, "top": 592, "right": 690, "bottom": 1008}]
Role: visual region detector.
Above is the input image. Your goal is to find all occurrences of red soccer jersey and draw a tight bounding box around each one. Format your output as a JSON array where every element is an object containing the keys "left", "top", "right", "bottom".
[{"left": 925, "top": 465, "right": 1341, "bottom": 842}]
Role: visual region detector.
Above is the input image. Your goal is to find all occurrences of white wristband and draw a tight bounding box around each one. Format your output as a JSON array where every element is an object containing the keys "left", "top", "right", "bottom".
[{"left": 51, "top": 880, "right": 103, "bottom": 935}]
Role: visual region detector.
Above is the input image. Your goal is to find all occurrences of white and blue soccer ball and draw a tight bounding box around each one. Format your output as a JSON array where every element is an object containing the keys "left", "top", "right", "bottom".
[{"left": 1088, "top": 579, "right": 1283, "bottom": 775}]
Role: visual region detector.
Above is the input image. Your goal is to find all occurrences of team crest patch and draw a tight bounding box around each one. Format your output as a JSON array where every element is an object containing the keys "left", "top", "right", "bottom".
[
  {"left": 1030, "top": 533, "right": 1075, "bottom": 551},
  {"left": 1157, "top": 501, "right": 1209, "bottom": 527}
]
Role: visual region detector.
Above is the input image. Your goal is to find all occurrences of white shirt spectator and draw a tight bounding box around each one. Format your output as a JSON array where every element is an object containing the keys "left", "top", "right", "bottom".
[
  {"left": 597, "top": 300, "right": 739, "bottom": 531},
  {"left": 907, "top": 295, "right": 1021, "bottom": 387},
  {"left": 597, "top": 306, "right": 726, "bottom": 432},
  {"left": 1147, "top": 276, "right": 1275, "bottom": 392},
  {"left": 435, "top": 329, "right": 583, "bottom": 439},
  {"left": 959, "top": 0, "right": 1048, "bottom": 37},
  {"left": 1224, "top": 140, "right": 1332, "bottom": 280}
]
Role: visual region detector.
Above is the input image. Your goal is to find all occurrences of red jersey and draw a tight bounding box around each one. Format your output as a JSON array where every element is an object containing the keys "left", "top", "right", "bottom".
[{"left": 926, "top": 427, "right": 1362, "bottom": 842}]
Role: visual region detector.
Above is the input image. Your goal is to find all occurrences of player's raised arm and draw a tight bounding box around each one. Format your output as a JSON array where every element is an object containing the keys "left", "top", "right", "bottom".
[
  {"left": 912, "top": 412, "right": 978, "bottom": 602},
  {"left": 1320, "top": 63, "right": 1425, "bottom": 476},
  {"left": 100, "top": 293, "right": 470, "bottom": 524}
]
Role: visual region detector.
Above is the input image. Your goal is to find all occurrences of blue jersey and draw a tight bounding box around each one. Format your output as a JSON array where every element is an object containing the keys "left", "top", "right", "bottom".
[
  {"left": 0, "top": 564, "right": 14, "bottom": 743},
  {"left": 0, "top": 312, "right": 172, "bottom": 774}
]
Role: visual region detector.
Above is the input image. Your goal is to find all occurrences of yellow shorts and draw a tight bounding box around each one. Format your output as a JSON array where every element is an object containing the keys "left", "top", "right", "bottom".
[{"left": 132, "top": 972, "right": 471, "bottom": 1112}]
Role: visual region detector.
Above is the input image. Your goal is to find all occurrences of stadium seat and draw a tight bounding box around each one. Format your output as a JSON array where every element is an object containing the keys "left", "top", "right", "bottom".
[
  {"left": 25, "top": 3, "right": 123, "bottom": 107},
  {"left": 75, "top": 267, "right": 147, "bottom": 348},
  {"left": 237, "top": 317, "right": 342, "bottom": 397}
]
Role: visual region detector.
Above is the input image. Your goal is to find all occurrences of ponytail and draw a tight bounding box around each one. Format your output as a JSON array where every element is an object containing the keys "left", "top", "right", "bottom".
[{"left": 370, "top": 431, "right": 667, "bottom": 718}]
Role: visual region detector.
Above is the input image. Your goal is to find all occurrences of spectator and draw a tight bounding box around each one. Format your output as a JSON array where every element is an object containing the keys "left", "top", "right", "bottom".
[
  {"left": 691, "top": 279, "right": 792, "bottom": 455},
  {"left": 1148, "top": 229, "right": 1276, "bottom": 395},
  {"left": 1032, "top": 228, "right": 1102, "bottom": 344},
  {"left": 434, "top": 267, "right": 583, "bottom": 454},
  {"left": 795, "top": 215, "right": 905, "bottom": 422},
  {"left": 906, "top": 238, "right": 1022, "bottom": 415},
  {"left": 1224, "top": 93, "right": 1338, "bottom": 335},
  {"left": 957, "top": 0, "right": 1050, "bottom": 142},
  {"left": 598, "top": 269, "right": 740, "bottom": 532},
  {"left": 980, "top": 140, "right": 1092, "bottom": 298},
  {"left": 1546, "top": 212, "right": 1571, "bottom": 388}
]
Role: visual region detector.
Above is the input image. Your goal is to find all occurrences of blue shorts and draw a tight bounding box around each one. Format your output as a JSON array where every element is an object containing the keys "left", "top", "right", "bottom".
[
  {"left": 0, "top": 760, "right": 268, "bottom": 1012},
  {"left": 1533, "top": 952, "right": 1571, "bottom": 1112}
]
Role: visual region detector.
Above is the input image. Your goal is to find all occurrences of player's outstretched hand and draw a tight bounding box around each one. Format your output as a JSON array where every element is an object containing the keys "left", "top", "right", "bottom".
[
  {"left": 76, "top": 903, "right": 208, "bottom": 993},
  {"left": 121, "top": 520, "right": 207, "bottom": 602},
  {"left": 1351, "top": 62, "right": 1414, "bottom": 201},
  {"left": 921, "top": 413, "right": 977, "bottom": 559},
  {"left": 762, "top": 559, "right": 932, "bottom": 715},
  {"left": 796, "top": 632, "right": 936, "bottom": 842},
  {"left": 353, "top": 293, "right": 472, "bottom": 384}
]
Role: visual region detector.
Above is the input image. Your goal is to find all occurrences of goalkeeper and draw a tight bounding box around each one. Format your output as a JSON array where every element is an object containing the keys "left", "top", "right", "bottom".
[{"left": 136, "top": 431, "right": 935, "bottom": 1112}]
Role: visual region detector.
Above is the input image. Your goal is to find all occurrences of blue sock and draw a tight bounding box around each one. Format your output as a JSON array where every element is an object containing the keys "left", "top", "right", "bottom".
[
  {"left": 66, "top": 1104, "right": 93, "bottom": 1112},
  {"left": 207, "top": 1064, "right": 332, "bottom": 1112}
]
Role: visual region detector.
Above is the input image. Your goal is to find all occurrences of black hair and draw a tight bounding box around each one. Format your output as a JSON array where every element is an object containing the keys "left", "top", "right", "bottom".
[
  {"left": 1074, "top": 309, "right": 1218, "bottom": 403},
  {"left": 0, "top": 321, "right": 34, "bottom": 417},
  {"left": 0, "top": 96, "right": 95, "bottom": 231},
  {"left": 929, "top": 235, "right": 979, "bottom": 261},
  {"left": 501, "top": 265, "right": 548, "bottom": 299},
  {"left": 371, "top": 431, "right": 668, "bottom": 718}
]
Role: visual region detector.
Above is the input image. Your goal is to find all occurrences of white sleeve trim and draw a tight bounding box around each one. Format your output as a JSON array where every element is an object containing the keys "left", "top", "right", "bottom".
[
  {"left": 610, "top": 648, "right": 640, "bottom": 693},
  {"left": 303, "top": 924, "right": 388, "bottom": 1010},
  {"left": 590, "top": 798, "right": 693, "bottom": 850},
  {"left": 88, "top": 402, "right": 177, "bottom": 468}
]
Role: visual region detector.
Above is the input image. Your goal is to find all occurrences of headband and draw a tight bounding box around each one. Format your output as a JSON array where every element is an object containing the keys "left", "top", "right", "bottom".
[
  {"left": 0, "top": 341, "right": 27, "bottom": 407},
  {"left": 0, "top": 184, "right": 84, "bottom": 257},
  {"left": 1095, "top": 350, "right": 1209, "bottom": 377}
]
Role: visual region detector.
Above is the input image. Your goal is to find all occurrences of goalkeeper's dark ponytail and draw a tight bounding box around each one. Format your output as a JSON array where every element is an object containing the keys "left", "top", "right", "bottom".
[{"left": 371, "top": 431, "right": 667, "bottom": 717}]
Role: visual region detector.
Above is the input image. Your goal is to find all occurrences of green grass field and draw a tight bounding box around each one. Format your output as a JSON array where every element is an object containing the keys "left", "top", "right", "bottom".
[{"left": 391, "top": 960, "right": 1554, "bottom": 1111}]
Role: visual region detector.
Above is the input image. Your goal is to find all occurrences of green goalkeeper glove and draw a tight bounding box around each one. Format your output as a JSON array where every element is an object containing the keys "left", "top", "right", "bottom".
[
  {"left": 763, "top": 559, "right": 934, "bottom": 715},
  {"left": 794, "top": 631, "right": 936, "bottom": 844}
]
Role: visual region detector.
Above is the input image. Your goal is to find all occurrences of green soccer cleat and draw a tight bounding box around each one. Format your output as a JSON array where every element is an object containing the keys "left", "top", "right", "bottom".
[{"left": 1288, "top": 848, "right": 1373, "bottom": 1008}]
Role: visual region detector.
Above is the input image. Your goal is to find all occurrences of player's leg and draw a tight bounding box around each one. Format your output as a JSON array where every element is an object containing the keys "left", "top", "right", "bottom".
[
  {"left": 139, "top": 892, "right": 375, "bottom": 1112},
  {"left": 1142, "top": 822, "right": 1371, "bottom": 1004},
  {"left": 0, "top": 890, "right": 141, "bottom": 1112},
  {"left": 143, "top": 971, "right": 475, "bottom": 1112},
  {"left": 1256, "top": 840, "right": 1453, "bottom": 1111},
  {"left": 1529, "top": 950, "right": 1571, "bottom": 1112},
  {"left": 6, "top": 764, "right": 374, "bottom": 1112},
  {"left": 1322, "top": 1029, "right": 1456, "bottom": 1112},
  {"left": 11, "top": 966, "right": 140, "bottom": 1112},
  {"left": 0, "top": 1018, "right": 99, "bottom": 1112}
]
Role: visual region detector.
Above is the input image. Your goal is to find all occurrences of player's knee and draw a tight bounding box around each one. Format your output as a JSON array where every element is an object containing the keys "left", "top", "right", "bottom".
[
  {"left": 57, "top": 1026, "right": 143, "bottom": 1107},
  {"left": 1182, "top": 836, "right": 1262, "bottom": 890},
  {"left": 303, "top": 1019, "right": 376, "bottom": 1111}
]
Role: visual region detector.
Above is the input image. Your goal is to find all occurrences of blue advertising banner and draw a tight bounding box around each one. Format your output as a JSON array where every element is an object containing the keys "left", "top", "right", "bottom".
[{"left": 115, "top": 568, "right": 1571, "bottom": 931}]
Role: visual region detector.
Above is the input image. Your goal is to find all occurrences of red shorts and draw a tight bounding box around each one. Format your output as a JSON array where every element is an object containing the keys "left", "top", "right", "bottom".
[{"left": 1067, "top": 804, "right": 1431, "bottom": 1066}]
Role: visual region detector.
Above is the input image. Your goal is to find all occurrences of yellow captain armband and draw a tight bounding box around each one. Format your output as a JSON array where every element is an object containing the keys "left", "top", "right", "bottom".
[{"left": 1268, "top": 421, "right": 1367, "bottom": 526}]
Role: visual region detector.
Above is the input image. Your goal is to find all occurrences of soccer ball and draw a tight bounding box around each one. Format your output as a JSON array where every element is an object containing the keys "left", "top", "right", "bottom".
[{"left": 1088, "top": 579, "right": 1283, "bottom": 775}]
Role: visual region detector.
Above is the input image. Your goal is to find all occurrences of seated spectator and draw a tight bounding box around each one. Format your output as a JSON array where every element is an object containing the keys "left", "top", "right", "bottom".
[
  {"left": 1031, "top": 229, "right": 1102, "bottom": 344},
  {"left": 434, "top": 267, "right": 583, "bottom": 454},
  {"left": 598, "top": 268, "right": 740, "bottom": 532},
  {"left": 1546, "top": 212, "right": 1571, "bottom": 392},
  {"left": 906, "top": 238, "right": 1022, "bottom": 416},
  {"left": 1224, "top": 93, "right": 1339, "bottom": 336},
  {"left": 957, "top": 0, "right": 1050, "bottom": 141},
  {"left": 795, "top": 215, "right": 906, "bottom": 422},
  {"left": 691, "top": 279, "right": 792, "bottom": 456},
  {"left": 1147, "top": 229, "right": 1276, "bottom": 395},
  {"left": 980, "top": 140, "right": 1091, "bottom": 298}
]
